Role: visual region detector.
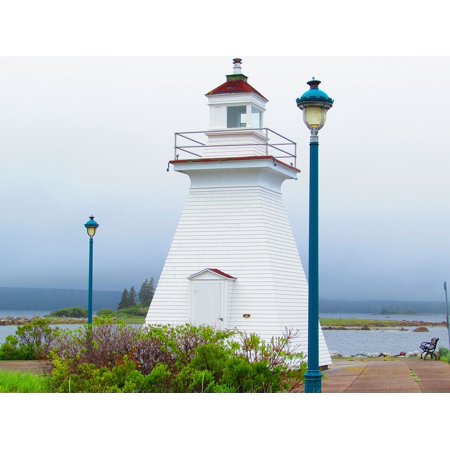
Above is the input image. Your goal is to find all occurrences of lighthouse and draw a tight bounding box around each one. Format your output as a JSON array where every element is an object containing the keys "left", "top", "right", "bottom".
[{"left": 145, "top": 58, "right": 331, "bottom": 367}]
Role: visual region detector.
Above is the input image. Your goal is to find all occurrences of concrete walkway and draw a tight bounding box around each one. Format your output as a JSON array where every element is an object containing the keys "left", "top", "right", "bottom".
[{"left": 322, "top": 358, "right": 450, "bottom": 393}]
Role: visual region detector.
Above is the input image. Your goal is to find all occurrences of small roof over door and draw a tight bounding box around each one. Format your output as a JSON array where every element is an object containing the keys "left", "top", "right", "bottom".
[{"left": 188, "top": 268, "right": 237, "bottom": 280}]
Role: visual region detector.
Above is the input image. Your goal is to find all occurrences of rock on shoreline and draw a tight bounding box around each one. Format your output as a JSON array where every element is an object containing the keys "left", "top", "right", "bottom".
[
  {"left": 0, "top": 317, "right": 32, "bottom": 326},
  {"left": 0, "top": 316, "right": 85, "bottom": 326}
]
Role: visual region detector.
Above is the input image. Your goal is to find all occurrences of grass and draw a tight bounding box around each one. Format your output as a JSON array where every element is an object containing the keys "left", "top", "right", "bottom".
[
  {"left": 112, "top": 315, "right": 145, "bottom": 325},
  {"left": 0, "top": 371, "right": 50, "bottom": 393},
  {"left": 43, "top": 315, "right": 145, "bottom": 325},
  {"left": 409, "top": 369, "right": 420, "bottom": 384}
]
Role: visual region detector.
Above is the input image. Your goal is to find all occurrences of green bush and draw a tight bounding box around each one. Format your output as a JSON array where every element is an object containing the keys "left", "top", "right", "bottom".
[
  {"left": 0, "top": 319, "right": 59, "bottom": 360},
  {"left": 116, "top": 306, "right": 148, "bottom": 317},
  {"left": 48, "top": 307, "right": 87, "bottom": 318},
  {"left": 48, "top": 322, "right": 306, "bottom": 393},
  {"left": 50, "top": 358, "right": 174, "bottom": 393},
  {"left": 0, "top": 335, "right": 35, "bottom": 360},
  {"left": 439, "top": 347, "right": 450, "bottom": 363},
  {"left": 96, "top": 309, "right": 115, "bottom": 316}
]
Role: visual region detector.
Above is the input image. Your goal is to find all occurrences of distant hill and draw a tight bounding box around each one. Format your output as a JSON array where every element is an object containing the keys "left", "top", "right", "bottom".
[
  {"left": 0, "top": 287, "right": 121, "bottom": 311},
  {"left": 320, "top": 299, "right": 447, "bottom": 315}
]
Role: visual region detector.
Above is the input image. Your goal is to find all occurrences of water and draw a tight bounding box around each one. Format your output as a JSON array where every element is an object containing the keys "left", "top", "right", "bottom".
[
  {"left": 320, "top": 312, "right": 449, "bottom": 355},
  {"left": 323, "top": 327, "right": 450, "bottom": 356}
]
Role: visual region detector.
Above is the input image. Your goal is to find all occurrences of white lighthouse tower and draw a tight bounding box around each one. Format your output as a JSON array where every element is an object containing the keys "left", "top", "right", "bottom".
[{"left": 145, "top": 59, "right": 331, "bottom": 366}]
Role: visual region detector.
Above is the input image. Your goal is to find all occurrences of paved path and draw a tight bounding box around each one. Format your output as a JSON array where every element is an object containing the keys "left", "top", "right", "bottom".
[
  {"left": 322, "top": 358, "right": 450, "bottom": 393},
  {"left": 0, "top": 360, "right": 48, "bottom": 373}
]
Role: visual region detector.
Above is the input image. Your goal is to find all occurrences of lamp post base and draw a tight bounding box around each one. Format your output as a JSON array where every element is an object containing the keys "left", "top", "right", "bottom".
[{"left": 304, "top": 370, "right": 322, "bottom": 393}]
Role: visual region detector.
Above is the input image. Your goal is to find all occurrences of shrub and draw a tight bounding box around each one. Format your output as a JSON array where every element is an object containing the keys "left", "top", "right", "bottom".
[
  {"left": 48, "top": 307, "right": 87, "bottom": 318},
  {"left": 0, "top": 319, "right": 59, "bottom": 360},
  {"left": 116, "top": 306, "right": 148, "bottom": 317},
  {"left": 48, "top": 321, "right": 306, "bottom": 393},
  {"left": 96, "top": 309, "right": 115, "bottom": 316},
  {"left": 0, "top": 335, "right": 35, "bottom": 360},
  {"left": 439, "top": 347, "right": 450, "bottom": 363}
]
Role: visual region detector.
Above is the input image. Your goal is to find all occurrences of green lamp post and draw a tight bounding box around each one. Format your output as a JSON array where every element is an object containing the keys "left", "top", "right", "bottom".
[
  {"left": 296, "top": 78, "right": 333, "bottom": 393},
  {"left": 84, "top": 215, "right": 99, "bottom": 325}
]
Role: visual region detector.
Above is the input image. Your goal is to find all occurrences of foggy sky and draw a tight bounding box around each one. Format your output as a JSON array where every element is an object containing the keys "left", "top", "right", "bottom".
[{"left": 1, "top": 56, "right": 449, "bottom": 302}]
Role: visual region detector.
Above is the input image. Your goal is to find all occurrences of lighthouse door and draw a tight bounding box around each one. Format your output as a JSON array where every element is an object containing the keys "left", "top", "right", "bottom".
[{"left": 191, "top": 281, "right": 223, "bottom": 328}]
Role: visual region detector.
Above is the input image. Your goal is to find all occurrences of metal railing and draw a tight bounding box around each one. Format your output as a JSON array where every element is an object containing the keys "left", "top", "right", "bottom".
[{"left": 173, "top": 128, "right": 297, "bottom": 167}]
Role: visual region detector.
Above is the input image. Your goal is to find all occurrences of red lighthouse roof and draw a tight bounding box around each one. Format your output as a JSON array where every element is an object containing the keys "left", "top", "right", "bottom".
[{"left": 205, "top": 58, "right": 268, "bottom": 102}]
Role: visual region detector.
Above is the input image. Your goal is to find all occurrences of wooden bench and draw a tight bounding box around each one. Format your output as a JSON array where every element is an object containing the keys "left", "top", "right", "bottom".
[{"left": 420, "top": 337, "right": 439, "bottom": 360}]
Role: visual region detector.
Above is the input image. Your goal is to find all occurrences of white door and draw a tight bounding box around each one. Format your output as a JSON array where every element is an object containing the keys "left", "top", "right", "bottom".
[{"left": 191, "top": 281, "right": 223, "bottom": 328}]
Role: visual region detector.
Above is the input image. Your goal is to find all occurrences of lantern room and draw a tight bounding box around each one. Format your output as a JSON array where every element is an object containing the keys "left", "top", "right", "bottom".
[
  {"left": 205, "top": 58, "right": 268, "bottom": 131},
  {"left": 199, "top": 58, "right": 271, "bottom": 159}
]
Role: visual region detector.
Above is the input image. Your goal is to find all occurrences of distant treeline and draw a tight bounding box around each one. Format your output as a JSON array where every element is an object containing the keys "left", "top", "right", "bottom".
[
  {"left": 320, "top": 299, "right": 447, "bottom": 314},
  {"left": 1, "top": 287, "right": 447, "bottom": 315},
  {"left": 0, "top": 287, "right": 121, "bottom": 311}
]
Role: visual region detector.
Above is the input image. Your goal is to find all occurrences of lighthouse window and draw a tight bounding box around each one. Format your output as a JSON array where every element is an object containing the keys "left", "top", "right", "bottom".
[
  {"left": 251, "top": 106, "right": 262, "bottom": 128},
  {"left": 227, "top": 106, "right": 247, "bottom": 128}
]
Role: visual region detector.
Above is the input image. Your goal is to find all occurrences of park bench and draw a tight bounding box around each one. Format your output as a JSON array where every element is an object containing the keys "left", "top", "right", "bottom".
[{"left": 419, "top": 337, "right": 439, "bottom": 360}]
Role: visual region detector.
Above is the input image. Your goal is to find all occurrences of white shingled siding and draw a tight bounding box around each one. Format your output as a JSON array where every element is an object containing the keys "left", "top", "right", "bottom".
[{"left": 145, "top": 164, "right": 331, "bottom": 366}]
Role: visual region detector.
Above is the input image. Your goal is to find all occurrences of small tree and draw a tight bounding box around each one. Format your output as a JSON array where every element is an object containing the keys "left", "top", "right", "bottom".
[
  {"left": 138, "top": 278, "right": 155, "bottom": 307},
  {"left": 149, "top": 278, "right": 155, "bottom": 302},
  {"left": 129, "top": 286, "right": 137, "bottom": 307},
  {"left": 118, "top": 289, "right": 130, "bottom": 310}
]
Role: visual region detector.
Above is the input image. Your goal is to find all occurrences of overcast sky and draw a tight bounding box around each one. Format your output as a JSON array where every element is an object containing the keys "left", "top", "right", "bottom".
[{"left": 0, "top": 56, "right": 449, "bottom": 302}]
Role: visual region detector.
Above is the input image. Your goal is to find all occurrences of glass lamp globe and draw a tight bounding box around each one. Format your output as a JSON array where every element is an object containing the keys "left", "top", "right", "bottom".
[
  {"left": 84, "top": 216, "right": 99, "bottom": 237},
  {"left": 296, "top": 78, "right": 333, "bottom": 131}
]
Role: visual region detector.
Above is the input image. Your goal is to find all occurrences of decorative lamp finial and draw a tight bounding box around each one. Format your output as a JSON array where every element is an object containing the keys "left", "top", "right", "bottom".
[{"left": 233, "top": 58, "right": 242, "bottom": 75}]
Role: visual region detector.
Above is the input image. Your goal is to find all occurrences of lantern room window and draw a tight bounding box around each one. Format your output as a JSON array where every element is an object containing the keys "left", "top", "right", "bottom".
[
  {"left": 227, "top": 105, "right": 247, "bottom": 128},
  {"left": 251, "top": 106, "right": 262, "bottom": 128}
]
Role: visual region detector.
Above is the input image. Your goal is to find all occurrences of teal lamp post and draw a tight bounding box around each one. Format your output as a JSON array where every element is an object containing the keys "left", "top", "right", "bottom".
[
  {"left": 296, "top": 78, "right": 333, "bottom": 393},
  {"left": 84, "top": 216, "right": 99, "bottom": 325}
]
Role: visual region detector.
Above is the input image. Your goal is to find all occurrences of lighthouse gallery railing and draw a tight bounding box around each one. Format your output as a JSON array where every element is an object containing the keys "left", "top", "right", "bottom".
[{"left": 174, "top": 128, "right": 297, "bottom": 168}]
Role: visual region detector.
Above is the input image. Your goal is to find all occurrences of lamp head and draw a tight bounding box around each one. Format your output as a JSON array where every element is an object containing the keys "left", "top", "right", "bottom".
[
  {"left": 296, "top": 78, "right": 333, "bottom": 131},
  {"left": 84, "top": 215, "right": 99, "bottom": 238}
]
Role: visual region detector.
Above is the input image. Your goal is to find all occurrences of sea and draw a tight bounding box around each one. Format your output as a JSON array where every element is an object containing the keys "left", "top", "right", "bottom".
[
  {"left": 1, "top": 310, "right": 449, "bottom": 356},
  {"left": 320, "top": 312, "right": 449, "bottom": 356}
]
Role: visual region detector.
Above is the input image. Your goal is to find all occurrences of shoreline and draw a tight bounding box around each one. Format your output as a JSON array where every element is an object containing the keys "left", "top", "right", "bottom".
[
  {"left": 0, "top": 316, "right": 447, "bottom": 329},
  {"left": 320, "top": 318, "right": 447, "bottom": 331},
  {"left": 0, "top": 317, "right": 86, "bottom": 326},
  {"left": 0, "top": 315, "right": 144, "bottom": 326}
]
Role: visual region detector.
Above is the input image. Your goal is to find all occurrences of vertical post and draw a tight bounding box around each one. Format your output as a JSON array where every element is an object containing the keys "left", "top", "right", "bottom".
[
  {"left": 304, "top": 128, "right": 321, "bottom": 393},
  {"left": 88, "top": 236, "right": 94, "bottom": 325},
  {"left": 174, "top": 133, "right": 177, "bottom": 160},
  {"left": 266, "top": 128, "right": 269, "bottom": 155},
  {"left": 445, "top": 282, "right": 450, "bottom": 349}
]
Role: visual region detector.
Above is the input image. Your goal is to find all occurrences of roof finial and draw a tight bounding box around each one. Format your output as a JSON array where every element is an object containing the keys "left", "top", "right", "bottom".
[
  {"left": 233, "top": 58, "right": 242, "bottom": 75},
  {"left": 307, "top": 77, "right": 321, "bottom": 89}
]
